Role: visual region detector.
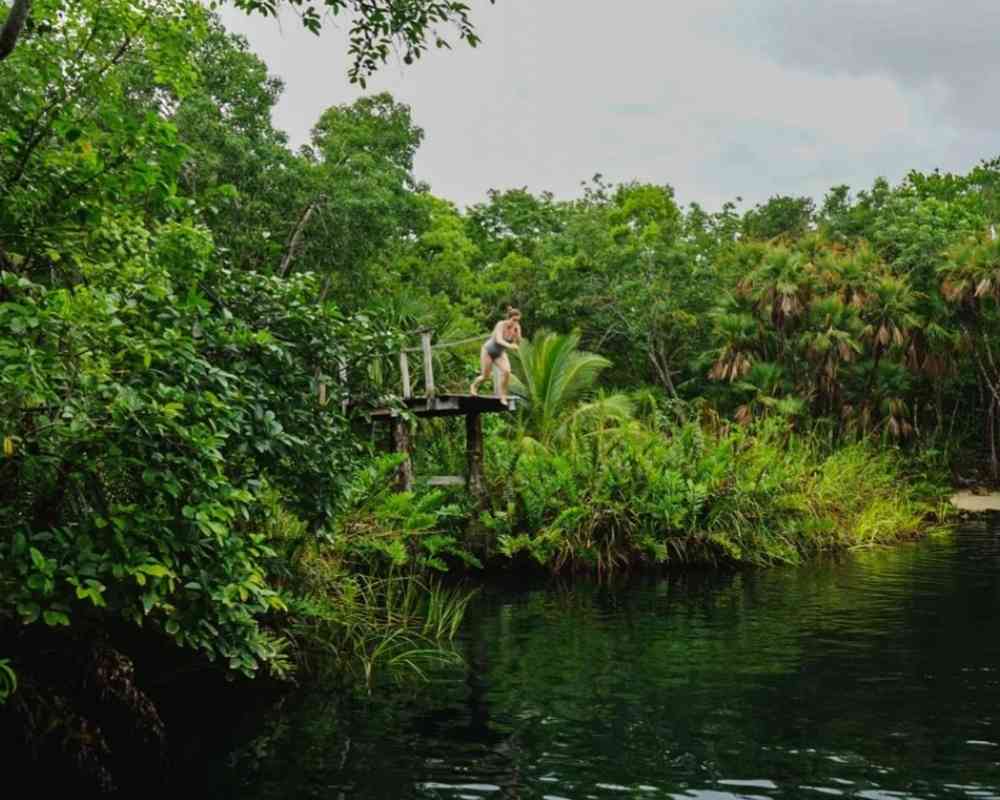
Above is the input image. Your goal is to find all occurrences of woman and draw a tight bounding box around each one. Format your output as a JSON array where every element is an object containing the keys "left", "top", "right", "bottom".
[{"left": 470, "top": 307, "right": 522, "bottom": 405}]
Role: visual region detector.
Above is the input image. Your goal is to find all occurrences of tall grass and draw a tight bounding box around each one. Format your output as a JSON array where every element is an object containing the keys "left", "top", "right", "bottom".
[
  {"left": 483, "top": 414, "right": 950, "bottom": 573},
  {"left": 286, "top": 572, "right": 473, "bottom": 689},
  {"left": 257, "top": 474, "right": 476, "bottom": 689}
]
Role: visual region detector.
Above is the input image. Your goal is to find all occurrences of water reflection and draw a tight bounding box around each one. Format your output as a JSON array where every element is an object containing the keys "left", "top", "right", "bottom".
[{"left": 202, "top": 517, "right": 1000, "bottom": 799}]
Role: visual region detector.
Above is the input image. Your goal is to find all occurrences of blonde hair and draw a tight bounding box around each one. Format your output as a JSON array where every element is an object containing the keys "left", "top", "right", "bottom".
[{"left": 506, "top": 306, "right": 522, "bottom": 319}]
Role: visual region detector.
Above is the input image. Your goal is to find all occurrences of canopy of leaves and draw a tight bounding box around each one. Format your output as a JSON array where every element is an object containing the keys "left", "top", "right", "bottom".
[{"left": 226, "top": 0, "right": 495, "bottom": 86}]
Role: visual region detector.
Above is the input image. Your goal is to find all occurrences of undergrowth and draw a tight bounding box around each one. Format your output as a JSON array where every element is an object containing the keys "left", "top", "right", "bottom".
[{"left": 479, "top": 416, "right": 950, "bottom": 573}]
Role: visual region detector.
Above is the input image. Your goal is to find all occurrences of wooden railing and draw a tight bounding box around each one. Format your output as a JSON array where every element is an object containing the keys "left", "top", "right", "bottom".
[
  {"left": 332, "top": 329, "right": 501, "bottom": 412},
  {"left": 396, "top": 330, "right": 495, "bottom": 401}
]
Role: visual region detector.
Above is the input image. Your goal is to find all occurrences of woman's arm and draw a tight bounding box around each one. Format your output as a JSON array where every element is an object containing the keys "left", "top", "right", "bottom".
[{"left": 493, "top": 321, "right": 518, "bottom": 349}]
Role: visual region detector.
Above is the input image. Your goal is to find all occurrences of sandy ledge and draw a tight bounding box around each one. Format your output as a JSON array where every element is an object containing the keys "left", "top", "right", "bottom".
[{"left": 951, "top": 490, "right": 1000, "bottom": 512}]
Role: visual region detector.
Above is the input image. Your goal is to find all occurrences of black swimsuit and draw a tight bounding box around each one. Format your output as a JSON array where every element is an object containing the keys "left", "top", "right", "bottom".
[{"left": 485, "top": 336, "right": 505, "bottom": 359}]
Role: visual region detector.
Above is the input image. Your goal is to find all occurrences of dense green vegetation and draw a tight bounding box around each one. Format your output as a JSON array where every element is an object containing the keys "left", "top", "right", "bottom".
[{"left": 1, "top": 0, "right": 997, "bottom": 789}]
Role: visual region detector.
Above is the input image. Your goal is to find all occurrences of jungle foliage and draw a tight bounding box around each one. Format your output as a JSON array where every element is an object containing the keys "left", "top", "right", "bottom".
[{"left": 0, "top": 0, "right": 994, "bottom": 788}]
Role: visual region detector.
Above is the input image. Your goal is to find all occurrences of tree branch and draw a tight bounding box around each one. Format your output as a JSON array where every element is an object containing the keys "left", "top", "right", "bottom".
[{"left": 279, "top": 199, "right": 320, "bottom": 278}]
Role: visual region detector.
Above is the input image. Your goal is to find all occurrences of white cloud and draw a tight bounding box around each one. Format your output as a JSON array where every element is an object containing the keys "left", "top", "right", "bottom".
[{"left": 221, "top": 0, "right": 999, "bottom": 210}]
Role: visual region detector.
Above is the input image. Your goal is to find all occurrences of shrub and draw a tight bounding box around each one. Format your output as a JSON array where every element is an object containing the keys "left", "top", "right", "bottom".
[{"left": 486, "top": 415, "right": 946, "bottom": 572}]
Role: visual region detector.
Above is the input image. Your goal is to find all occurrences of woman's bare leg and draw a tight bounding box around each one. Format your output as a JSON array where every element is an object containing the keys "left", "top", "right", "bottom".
[
  {"left": 497, "top": 354, "right": 512, "bottom": 405},
  {"left": 470, "top": 349, "right": 493, "bottom": 395},
  {"left": 499, "top": 368, "right": 512, "bottom": 405}
]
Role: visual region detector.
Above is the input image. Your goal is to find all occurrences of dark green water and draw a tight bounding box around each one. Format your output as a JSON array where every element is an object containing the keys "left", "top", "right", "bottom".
[{"left": 204, "top": 519, "right": 1000, "bottom": 799}]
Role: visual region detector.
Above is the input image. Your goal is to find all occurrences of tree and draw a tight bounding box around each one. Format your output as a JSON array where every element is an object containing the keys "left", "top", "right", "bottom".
[
  {"left": 0, "top": 0, "right": 204, "bottom": 278},
  {"left": 942, "top": 231, "right": 1000, "bottom": 476},
  {"left": 1, "top": 0, "right": 495, "bottom": 82},
  {"left": 742, "top": 194, "right": 815, "bottom": 241},
  {"left": 302, "top": 93, "right": 426, "bottom": 301},
  {"left": 0, "top": 0, "right": 399, "bottom": 727},
  {"left": 228, "top": 0, "right": 496, "bottom": 86}
]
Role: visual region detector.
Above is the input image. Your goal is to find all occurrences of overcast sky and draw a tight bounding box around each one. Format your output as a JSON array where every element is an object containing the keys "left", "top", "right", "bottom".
[{"left": 221, "top": 0, "right": 1000, "bottom": 212}]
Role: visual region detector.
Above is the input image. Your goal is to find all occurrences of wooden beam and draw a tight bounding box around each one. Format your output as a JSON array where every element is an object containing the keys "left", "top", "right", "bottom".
[
  {"left": 360, "top": 394, "right": 517, "bottom": 420},
  {"left": 427, "top": 475, "right": 466, "bottom": 487}
]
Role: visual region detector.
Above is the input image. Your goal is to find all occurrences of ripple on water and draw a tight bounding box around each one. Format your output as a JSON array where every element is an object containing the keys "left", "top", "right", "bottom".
[{"left": 198, "top": 522, "right": 1000, "bottom": 800}]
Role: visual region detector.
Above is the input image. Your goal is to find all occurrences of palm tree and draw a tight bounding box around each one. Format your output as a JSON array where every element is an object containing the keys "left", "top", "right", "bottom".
[
  {"left": 941, "top": 232, "right": 1000, "bottom": 305},
  {"left": 819, "top": 244, "right": 879, "bottom": 309},
  {"left": 741, "top": 246, "right": 814, "bottom": 332},
  {"left": 942, "top": 230, "right": 1000, "bottom": 476},
  {"left": 733, "top": 361, "right": 804, "bottom": 424},
  {"left": 798, "top": 296, "right": 864, "bottom": 413},
  {"left": 510, "top": 330, "right": 620, "bottom": 441},
  {"left": 707, "top": 302, "right": 760, "bottom": 382},
  {"left": 862, "top": 275, "right": 921, "bottom": 353}
]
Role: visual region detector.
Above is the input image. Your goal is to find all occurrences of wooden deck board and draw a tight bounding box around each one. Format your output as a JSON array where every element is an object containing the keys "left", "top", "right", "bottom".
[{"left": 354, "top": 393, "right": 520, "bottom": 420}]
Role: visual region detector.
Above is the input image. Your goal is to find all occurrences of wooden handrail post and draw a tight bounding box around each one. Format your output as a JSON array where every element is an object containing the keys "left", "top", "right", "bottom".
[
  {"left": 421, "top": 332, "right": 435, "bottom": 401},
  {"left": 399, "top": 350, "right": 412, "bottom": 400}
]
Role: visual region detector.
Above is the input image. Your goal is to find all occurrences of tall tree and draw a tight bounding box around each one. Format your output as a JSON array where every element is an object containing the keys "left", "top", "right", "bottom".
[{"left": 302, "top": 93, "right": 426, "bottom": 300}]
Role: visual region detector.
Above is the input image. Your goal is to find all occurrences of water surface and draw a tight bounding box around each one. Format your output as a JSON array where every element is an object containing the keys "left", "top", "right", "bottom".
[{"left": 203, "top": 519, "right": 1000, "bottom": 799}]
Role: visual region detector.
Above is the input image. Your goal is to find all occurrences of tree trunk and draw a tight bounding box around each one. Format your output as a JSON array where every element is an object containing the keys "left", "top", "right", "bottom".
[
  {"left": 990, "top": 398, "right": 999, "bottom": 483},
  {"left": 647, "top": 343, "right": 678, "bottom": 399},
  {"left": 279, "top": 201, "right": 318, "bottom": 278},
  {"left": 0, "top": 0, "right": 30, "bottom": 62}
]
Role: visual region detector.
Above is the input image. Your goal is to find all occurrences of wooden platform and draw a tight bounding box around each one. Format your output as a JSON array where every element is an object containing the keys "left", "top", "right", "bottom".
[
  {"left": 359, "top": 393, "right": 520, "bottom": 419},
  {"left": 337, "top": 332, "right": 520, "bottom": 533}
]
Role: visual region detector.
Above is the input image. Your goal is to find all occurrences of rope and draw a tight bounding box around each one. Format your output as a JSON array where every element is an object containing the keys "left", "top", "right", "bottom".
[{"left": 400, "top": 334, "right": 486, "bottom": 353}]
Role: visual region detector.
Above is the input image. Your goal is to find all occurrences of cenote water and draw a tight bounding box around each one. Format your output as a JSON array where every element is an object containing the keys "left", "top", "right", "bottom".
[{"left": 195, "top": 518, "right": 1000, "bottom": 799}]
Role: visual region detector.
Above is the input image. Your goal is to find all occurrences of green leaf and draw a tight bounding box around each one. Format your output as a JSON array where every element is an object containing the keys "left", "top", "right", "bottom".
[
  {"left": 16, "top": 602, "right": 40, "bottom": 624},
  {"left": 43, "top": 610, "right": 70, "bottom": 627},
  {"left": 29, "top": 547, "right": 46, "bottom": 570}
]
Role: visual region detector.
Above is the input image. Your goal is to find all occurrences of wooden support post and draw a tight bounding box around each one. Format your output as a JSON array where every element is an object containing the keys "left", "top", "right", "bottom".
[
  {"left": 466, "top": 412, "right": 486, "bottom": 508},
  {"left": 421, "top": 332, "right": 435, "bottom": 402},
  {"left": 399, "top": 350, "right": 412, "bottom": 400},
  {"left": 466, "top": 412, "right": 489, "bottom": 555},
  {"left": 393, "top": 415, "right": 414, "bottom": 492}
]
